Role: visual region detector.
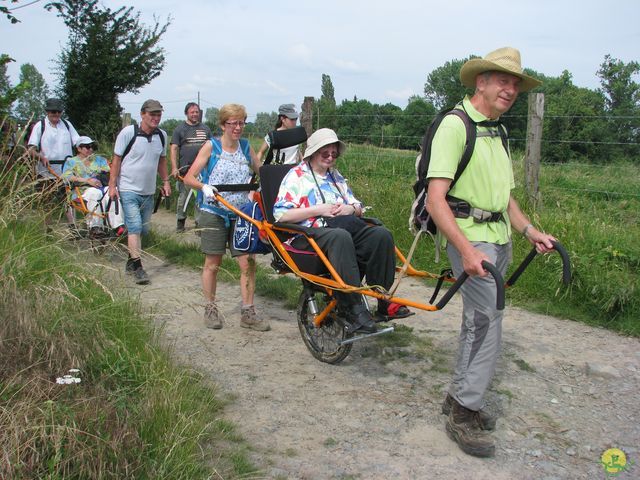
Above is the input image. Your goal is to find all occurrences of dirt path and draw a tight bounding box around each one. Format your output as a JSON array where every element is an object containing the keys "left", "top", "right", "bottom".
[{"left": 114, "top": 210, "right": 639, "bottom": 479}]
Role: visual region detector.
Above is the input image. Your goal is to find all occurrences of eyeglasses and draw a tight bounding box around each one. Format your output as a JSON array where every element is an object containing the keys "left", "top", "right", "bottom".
[
  {"left": 80, "top": 144, "right": 94, "bottom": 150},
  {"left": 320, "top": 151, "right": 339, "bottom": 159},
  {"left": 225, "top": 121, "right": 246, "bottom": 128},
  {"left": 47, "top": 110, "right": 62, "bottom": 114}
]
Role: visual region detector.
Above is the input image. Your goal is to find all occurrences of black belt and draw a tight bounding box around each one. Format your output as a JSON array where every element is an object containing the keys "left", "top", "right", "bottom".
[{"left": 447, "top": 197, "right": 505, "bottom": 224}]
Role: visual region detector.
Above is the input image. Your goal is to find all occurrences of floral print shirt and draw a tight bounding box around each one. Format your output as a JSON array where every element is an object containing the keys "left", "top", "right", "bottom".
[{"left": 273, "top": 161, "right": 362, "bottom": 228}]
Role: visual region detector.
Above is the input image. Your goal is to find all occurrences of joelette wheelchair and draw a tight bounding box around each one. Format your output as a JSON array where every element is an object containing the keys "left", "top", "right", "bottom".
[{"left": 205, "top": 129, "right": 571, "bottom": 364}]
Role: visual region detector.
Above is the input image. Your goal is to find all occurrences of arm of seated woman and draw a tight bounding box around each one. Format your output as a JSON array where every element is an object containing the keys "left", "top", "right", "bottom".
[{"left": 277, "top": 203, "right": 336, "bottom": 224}]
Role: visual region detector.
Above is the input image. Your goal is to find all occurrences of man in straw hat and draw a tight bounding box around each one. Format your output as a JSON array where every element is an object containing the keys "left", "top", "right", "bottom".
[{"left": 425, "top": 47, "right": 557, "bottom": 457}]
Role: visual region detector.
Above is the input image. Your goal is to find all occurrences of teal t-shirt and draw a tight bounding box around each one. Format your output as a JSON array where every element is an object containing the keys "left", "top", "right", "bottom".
[{"left": 427, "top": 96, "right": 513, "bottom": 245}]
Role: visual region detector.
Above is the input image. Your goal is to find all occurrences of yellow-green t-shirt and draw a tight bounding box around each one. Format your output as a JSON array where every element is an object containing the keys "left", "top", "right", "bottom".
[{"left": 427, "top": 96, "right": 513, "bottom": 245}]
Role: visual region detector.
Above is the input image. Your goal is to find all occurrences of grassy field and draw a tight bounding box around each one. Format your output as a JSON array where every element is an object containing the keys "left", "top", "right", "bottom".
[{"left": 0, "top": 161, "right": 260, "bottom": 478}]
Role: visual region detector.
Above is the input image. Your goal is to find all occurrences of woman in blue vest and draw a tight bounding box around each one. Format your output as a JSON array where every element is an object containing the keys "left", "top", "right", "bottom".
[{"left": 184, "top": 103, "right": 270, "bottom": 332}]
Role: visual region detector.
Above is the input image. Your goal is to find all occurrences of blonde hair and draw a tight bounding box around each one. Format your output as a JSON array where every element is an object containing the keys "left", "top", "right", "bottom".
[{"left": 218, "top": 104, "right": 247, "bottom": 126}]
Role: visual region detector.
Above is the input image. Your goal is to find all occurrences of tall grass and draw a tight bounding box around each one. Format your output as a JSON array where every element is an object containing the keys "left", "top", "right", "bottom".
[{"left": 0, "top": 142, "right": 259, "bottom": 477}]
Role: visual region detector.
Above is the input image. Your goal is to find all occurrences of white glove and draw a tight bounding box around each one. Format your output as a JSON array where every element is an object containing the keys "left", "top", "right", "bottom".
[{"left": 201, "top": 184, "right": 217, "bottom": 202}]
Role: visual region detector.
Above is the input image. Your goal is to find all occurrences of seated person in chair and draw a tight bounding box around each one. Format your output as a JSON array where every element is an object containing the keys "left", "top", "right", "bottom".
[
  {"left": 62, "top": 136, "right": 125, "bottom": 238},
  {"left": 273, "top": 128, "right": 411, "bottom": 334}
]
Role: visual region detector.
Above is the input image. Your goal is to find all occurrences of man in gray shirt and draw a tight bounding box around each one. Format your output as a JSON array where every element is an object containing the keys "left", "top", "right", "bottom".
[
  {"left": 109, "top": 99, "right": 170, "bottom": 285},
  {"left": 170, "top": 102, "right": 212, "bottom": 232}
]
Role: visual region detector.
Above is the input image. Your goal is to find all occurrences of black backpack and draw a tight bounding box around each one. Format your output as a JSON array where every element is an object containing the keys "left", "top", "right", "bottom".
[
  {"left": 121, "top": 124, "right": 166, "bottom": 161},
  {"left": 409, "top": 105, "right": 509, "bottom": 235}
]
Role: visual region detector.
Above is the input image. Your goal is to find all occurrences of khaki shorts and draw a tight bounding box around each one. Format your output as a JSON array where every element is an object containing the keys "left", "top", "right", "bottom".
[{"left": 199, "top": 211, "right": 246, "bottom": 257}]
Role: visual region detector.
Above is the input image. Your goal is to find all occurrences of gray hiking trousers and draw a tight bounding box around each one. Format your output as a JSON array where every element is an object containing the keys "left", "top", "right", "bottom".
[{"left": 446, "top": 241, "right": 512, "bottom": 411}]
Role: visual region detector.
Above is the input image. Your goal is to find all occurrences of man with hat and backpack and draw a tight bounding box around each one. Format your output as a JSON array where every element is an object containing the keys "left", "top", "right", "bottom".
[
  {"left": 27, "top": 97, "right": 80, "bottom": 229},
  {"left": 425, "top": 47, "right": 557, "bottom": 457},
  {"left": 109, "top": 99, "right": 170, "bottom": 285}
]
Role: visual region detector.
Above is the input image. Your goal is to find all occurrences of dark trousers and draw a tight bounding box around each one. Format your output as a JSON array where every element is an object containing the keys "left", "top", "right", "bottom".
[{"left": 292, "top": 225, "right": 396, "bottom": 307}]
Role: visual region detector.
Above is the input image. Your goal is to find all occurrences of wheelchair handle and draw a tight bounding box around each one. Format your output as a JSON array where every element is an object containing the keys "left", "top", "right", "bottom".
[
  {"left": 505, "top": 240, "right": 571, "bottom": 287},
  {"left": 435, "top": 260, "right": 505, "bottom": 311}
]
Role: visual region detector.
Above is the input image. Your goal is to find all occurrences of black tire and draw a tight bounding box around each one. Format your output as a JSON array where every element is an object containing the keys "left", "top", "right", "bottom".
[{"left": 297, "top": 289, "right": 352, "bottom": 364}]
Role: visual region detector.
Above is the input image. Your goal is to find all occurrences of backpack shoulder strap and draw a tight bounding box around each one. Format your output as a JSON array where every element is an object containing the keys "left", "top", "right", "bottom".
[
  {"left": 447, "top": 108, "right": 476, "bottom": 188},
  {"left": 120, "top": 124, "right": 139, "bottom": 161},
  {"left": 239, "top": 138, "right": 251, "bottom": 164}
]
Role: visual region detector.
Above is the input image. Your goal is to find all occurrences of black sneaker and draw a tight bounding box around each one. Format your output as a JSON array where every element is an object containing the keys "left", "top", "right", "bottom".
[
  {"left": 133, "top": 266, "right": 150, "bottom": 285},
  {"left": 345, "top": 303, "right": 376, "bottom": 334},
  {"left": 176, "top": 218, "right": 186, "bottom": 232}
]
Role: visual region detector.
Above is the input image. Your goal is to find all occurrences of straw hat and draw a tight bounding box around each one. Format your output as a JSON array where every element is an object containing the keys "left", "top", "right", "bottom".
[
  {"left": 460, "top": 47, "right": 542, "bottom": 92},
  {"left": 303, "top": 128, "right": 346, "bottom": 160}
]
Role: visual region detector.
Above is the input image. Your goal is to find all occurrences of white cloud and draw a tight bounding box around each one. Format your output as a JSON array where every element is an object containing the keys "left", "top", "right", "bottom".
[
  {"left": 288, "top": 43, "right": 313, "bottom": 65},
  {"left": 265, "top": 80, "right": 289, "bottom": 95},
  {"left": 385, "top": 87, "right": 416, "bottom": 101},
  {"left": 330, "top": 59, "right": 368, "bottom": 74}
]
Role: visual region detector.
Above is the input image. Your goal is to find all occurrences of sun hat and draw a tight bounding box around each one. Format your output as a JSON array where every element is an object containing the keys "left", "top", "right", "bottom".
[
  {"left": 76, "top": 136, "right": 96, "bottom": 147},
  {"left": 45, "top": 98, "right": 64, "bottom": 111},
  {"left": 459, "top": 47, "right": 542, "bottom": 92},
  {"left": 303, "top": 128, "right": 346, "bottom": 160},
  {"left": 278, "top": 104, "right": 298, "bottom": 119},
  {"left": 141, "top": 99, "right": 164, "bottom": 113}
]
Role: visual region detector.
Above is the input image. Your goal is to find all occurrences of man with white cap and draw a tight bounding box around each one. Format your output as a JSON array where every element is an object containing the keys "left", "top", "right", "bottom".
[
  {"left": 109, "top": 99, "right": 170, "bottom": 285},
  {"left": 425, "top": 47, "right": 557, "bottom": 457}
]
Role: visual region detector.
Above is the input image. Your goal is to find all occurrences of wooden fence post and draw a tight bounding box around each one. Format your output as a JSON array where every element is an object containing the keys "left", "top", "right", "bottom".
[
  {"left": 301, "top": 97, "right": 314, "bottom": 138},
  {"left": 525, "top": 92, "right": 544, "bottom": 207}
]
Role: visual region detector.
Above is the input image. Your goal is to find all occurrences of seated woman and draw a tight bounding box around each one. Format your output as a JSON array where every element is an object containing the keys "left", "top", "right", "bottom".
[
  {"left": 273, "top": 128, "right": 411, "bottom": 334},
  {"left": 62, "top": 136, "right": 125, "bottom": 238}
]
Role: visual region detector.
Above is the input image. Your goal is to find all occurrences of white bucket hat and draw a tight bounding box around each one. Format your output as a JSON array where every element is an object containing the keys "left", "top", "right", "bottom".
[
  {"left": 303, "top": 128, "right": 346, "bottom": 160},
  {"left": 460, "top": 47, "right": 542, "bottom": 92}
]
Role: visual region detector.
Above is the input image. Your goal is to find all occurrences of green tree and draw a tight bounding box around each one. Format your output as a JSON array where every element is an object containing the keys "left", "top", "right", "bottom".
[
  {"left": 204, "top": 106, "right": 220, "bottom": 133},
  {"left": 1, "top": 0, "right": 20, "bottom": 24},
  {"left": 597, "top": 54, "right": 640, "bottom": 156},
  {"left": 0, "top": 54, "right": 26, "bottom": 116},
  {"left": 317, "top": 73, "right": 337, "bottom": 130},
  {"left": 252, "top": 111, "right": 278, "bottom": 136},
  {"left": 159, "top": 118, "right": 180, "bottom": 139},
  {"left": 13, "top": 63, "right": 49, "bottom": 122},
  {"left": 390, "top": 96, "right": 437, "bottom": 150},
  {"left": 424, "top": 57, "right": 475, "bottom": 110},
  {"left": 540, "top": 70, "right": 609, "bottom": 163},
  {"left": 47, "top": 0, "right": 170, "bottom": 140}
]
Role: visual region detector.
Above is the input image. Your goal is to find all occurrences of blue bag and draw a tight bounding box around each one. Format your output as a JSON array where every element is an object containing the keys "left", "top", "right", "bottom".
[{"left": 232, "top": 202, "right": 270, "bottom": 254}]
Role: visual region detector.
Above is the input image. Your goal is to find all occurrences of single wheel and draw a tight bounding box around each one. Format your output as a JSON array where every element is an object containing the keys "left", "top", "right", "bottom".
[{"left": 297, "top": 289, "right": 352, "bottom": 364}]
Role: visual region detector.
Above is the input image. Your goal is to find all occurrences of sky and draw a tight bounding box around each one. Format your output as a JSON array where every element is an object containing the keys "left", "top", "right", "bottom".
[{"left": 2, "top": 0, "right": 639, "bottom": 122}]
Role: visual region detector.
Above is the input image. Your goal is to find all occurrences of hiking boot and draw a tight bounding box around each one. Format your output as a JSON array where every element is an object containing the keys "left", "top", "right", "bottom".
[
  {"left": 89, "top": 226, "right": 107, "bottom": 240},
  {"left": 133, "top": 266, "right": 150, "bottom": 285},
  {"left": 442, "top": 393, "right": 496, "bottom": 431},
  {"left": 125, "top": 258, "right": 136, "bottom": 275},
  {"left": 204, "top": 301, "right": 223, "bottom": 329},
  {"left": 446, "top": 398, "right": 496, "bottom": 458},
  {"left": 240, "top": 305, "right": 270, "bottom": 331},
  {"left": 176, "top": 218, "right": 186, "bottom": 232}
]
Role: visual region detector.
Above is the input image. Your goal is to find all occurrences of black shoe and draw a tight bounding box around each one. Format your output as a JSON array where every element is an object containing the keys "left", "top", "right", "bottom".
[
  {"left": 176, "top": 218, "right": 186, "bottom": 232},
  {"left": 133, "top": 266, "right": 150, "bottom": 285},
  {"left": 345, "top": 304, "right": 376, "bottom": 334},
  {"left": 125, "top": 258, "right": 136, "bottom": 275},
  {"left": 89, "top": 226, "right": 107, "bottom": 240}
]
